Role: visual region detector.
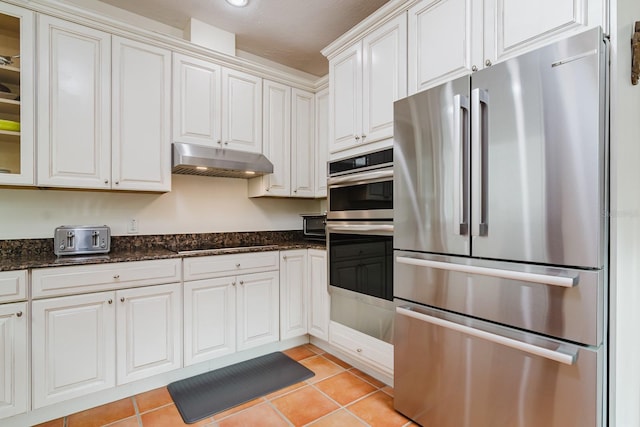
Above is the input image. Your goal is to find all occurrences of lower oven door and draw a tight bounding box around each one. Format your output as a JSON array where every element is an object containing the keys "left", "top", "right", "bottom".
[
  {"left": 327, "top": 221, "right": 394, "bottom": 343},
  {"left": 394, "top": 303, "right": 604, "bottom": 427}
]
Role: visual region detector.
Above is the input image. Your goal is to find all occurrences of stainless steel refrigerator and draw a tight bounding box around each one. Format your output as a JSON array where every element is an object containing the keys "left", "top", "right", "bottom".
[{"left": 393, "top": 27, "right": 608, "bottom": 427}]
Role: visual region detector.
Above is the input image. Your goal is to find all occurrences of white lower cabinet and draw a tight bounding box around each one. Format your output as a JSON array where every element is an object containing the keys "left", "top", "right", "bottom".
[
  {"left": 0, "top": 302, "right": 28, "bottom": 419},
  {"left": 184, "top": 277, "right": 236, "bottom": 366},
  {"left": 183, "top": 253, "right": 280, "bottom": 365},
  {"left": 32, "top": 283, "right": 181, "bottom": 408},
  {"left": 280, "top": 250, "right": 308, "bottom": 340},
  {"left": 236, "top": 271, "right": 279, "bottom": 351},
  {"left": 116, "top": 283, "right": 182, "bottom": 384},
  {"left": 32, "top": 291, "right": 116, "bottom": 409},
  {"left": 308, "top": 249, "right": 329, "bottom": 341}
]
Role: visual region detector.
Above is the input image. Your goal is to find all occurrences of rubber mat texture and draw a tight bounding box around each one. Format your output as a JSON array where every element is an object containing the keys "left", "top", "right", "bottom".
[{"left": 168, "top": 351, "right": 315, "bottom": 424}]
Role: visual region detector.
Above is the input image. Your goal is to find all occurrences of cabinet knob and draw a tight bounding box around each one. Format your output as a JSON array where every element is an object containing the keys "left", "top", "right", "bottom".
[
  {"left": 283, "top": 255, "right": 288, "bottom": 260},
  {"left": 485, "top": 59, "right": 492, "bottom": 67},
  {"left": 224, "top": 142, "right": 229, "bottom": 146},
  {"left": 239, "top": 280, "right": 244, "bottom": 285},
  {"left": 293, "top": 189, "right": 297, "bottom": 193},
  {"left": 115, "top": 181, "right": 119, "bottom": 185},
  {"left": 113, "top": 275, "right": 120, "bottom": 279},
  {"left": 356, "top": 348, "right": 363, "bottom": 353},
  {"left": 16, "top": 311, "right": 23, "bottom": 317},
  {"left": 104, "top": 179, "right": 109, "bottom": 184},
  {"left": 236, "top": 263, "right": 241, "bottom": 268},
  {"left": 361, "top": 134, "right": 366, "bottom": 140},
  {"left": 472, "top": 65, "right": 478, "bottom": 72},
  {"left": 217, "top": 140, "right": 222, "bottom": 145},
  {"left": 108, "top": 299, "right": 113, "bottom": 304},
  {"left": 232, "top": 281, "right": 236, "bottom": 286},
  {"left": 355, "top": 135, "right": 360, "bottom": 141},
  {"left": 120, "top": 297, "right": 125, "bottom": 303}
]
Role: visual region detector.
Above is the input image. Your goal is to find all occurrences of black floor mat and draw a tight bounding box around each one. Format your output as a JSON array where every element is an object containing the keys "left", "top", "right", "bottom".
[{"left": 167, "top": 351, "right": 315, "bottom": 424}]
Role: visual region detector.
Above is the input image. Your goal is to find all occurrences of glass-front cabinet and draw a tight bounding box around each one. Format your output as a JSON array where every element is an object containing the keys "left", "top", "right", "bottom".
[{"left": 0, "top": 3, "right": 34, "bottom": 185}]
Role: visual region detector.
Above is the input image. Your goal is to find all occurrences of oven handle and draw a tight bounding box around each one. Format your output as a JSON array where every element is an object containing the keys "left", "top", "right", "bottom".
[
  {"left": 326, "top": 223, "right": 394, "bottom": 235},
  {"left": 396, "top": 306, "right": 578, "bottom": 365},
  {"left": 327, "top": 169, "right": 393, "bottom": 186},
  {"left": 396, "top": 256, "right": 578, "bottom": 287}
]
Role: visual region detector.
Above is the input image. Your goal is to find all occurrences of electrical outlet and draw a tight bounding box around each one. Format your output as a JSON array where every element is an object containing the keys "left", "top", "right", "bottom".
[{"left": 127, "top": 219, "right": 139, "bottom": 234}]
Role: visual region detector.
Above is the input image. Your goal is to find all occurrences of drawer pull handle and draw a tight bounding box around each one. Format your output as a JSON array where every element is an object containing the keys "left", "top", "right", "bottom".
[
  {"left": 396, "top": 306, "right": 577, "bottom": 365},
  {"left": 108, "top": 299, "right": 113, "bottom": 304},
  {"left": 113, "top": 275, "right": 120, "bottom": 280},
  {"left": 16, "top": 311, "right": 23, "bottom": 317}
]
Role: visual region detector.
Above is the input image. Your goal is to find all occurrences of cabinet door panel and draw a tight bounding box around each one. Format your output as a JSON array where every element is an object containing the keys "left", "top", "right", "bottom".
[
  {"left": 32, "top": 292, "right": 115, "bottom": 408},
  {"left": 37, "top": 15, "right": 111, "bottom": 188},
  {"left": 173, "top": 53, "right": 222, "bottom": 146},
  {"left": 184, "top": 277, "right": 236, "bottom": 366},
  {"left": 408, "top": 0, "right": 481, "bottom": 94},
  {"left": 314, "top": 88, "right": 329, "bottom": 197},
  {"left": 112, "top": 37, "right": 171, "bottom": 191},
  {"left": 280, "top": 250, "right": 307, "bottom": 340},
  {"left": 291, "top": 88, "right": 315, "bottom": 197},
  {"left": 308, "top": 249, "right": 329, "bottom": 341},
  {"left": 0, "top": 4, "right": 35, "bottom": 186},
  {"left": 116, "top": 283, "right": 181, "bottom": 384},
  {"left": 0, "top": 302, "right": 27, "bottom": 418},
  {"left": 222, "top": 68, "right": 262, "bottom": 153},
  {"left": 362, "top": 14, "right": 407, "bottom": 142},
  {"left": 237, "top": 271, "right": 279, "bottom": 350},
  {"left": 262, "top": 80, "right": 291, "bottom": 195},
  {"left": 330, "top": 43, "right": 361, "bottom": 153}
]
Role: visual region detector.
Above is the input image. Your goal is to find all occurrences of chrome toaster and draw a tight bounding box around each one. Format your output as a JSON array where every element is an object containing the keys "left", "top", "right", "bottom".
[{"left": 54, "top": 225, "right": 111, "bottom": 256}]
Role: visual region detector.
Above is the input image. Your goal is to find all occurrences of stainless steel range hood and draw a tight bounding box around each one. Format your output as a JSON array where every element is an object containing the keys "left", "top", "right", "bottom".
[{"left": 172, "top": 142, "right": 274, "bottom": 178}]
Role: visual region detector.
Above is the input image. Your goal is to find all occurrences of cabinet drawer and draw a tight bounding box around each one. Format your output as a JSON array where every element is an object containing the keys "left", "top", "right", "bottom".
[
  {"left": 32, "top": 259, "right": 181, "bottom": 298},
  {"left": 329, "top": 321, "right": 393, "bottom": 375},
  {"left": 183, "top": 251, "right": 279, "bottom": 281},
  {"left": 0, "top": 270, "right": 27, "bottom": 303}
]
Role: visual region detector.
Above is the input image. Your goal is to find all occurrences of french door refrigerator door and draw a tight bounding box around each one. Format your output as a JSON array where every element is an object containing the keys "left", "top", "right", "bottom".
[
  {"left": 470, "top": 27, "right": 607, "bottom": 268},
  {"left": 394, "top": 303, "right": 603, "bottom": 427},
  {"left": 394, "top": 75, "right": 471, "bottom": 257}
]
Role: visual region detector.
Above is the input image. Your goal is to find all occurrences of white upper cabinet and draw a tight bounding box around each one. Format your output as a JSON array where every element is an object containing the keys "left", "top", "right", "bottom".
[
  {"left": 249, "top": 84, "right": 317, "bottom": 198},
  {"left": 314, "top": 88, "right": 329, "bottom": 198},
  {"left": 408, "top": 0, "right": 482, "bottom": 93},
  {"left": 172, "top": 53, "right": 222, "bottom": 146},
  {"left": 409, "top": 0, "right": 605, "bottom": 94},
  {"left": 37, "top": 15, "right": 111, "bottom": 189},
  {"left": 0, "top": 3, "right": 35, "bottom": 186},
  {"left": 38, "top": 16, "right": 171, "bottom": 191},
  {"left": 261, "top": 79, "right": 291, "bottom": 196},
  {"left": 329, "top": 13, "right": 407, "bottom": 156},
  {"left": 112, "top": 36, "right": 171, "bottom": 192},
  {"left": 291, "top": 88, "right": 315, "bottom": 197},
  {"left": 222, "top": 68, "right": 262, "bottom": 153}
]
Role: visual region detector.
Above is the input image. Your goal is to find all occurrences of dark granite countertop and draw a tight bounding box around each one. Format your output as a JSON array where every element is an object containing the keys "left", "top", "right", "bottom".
[{"left": 0, "top": 231, "right": 325, "bottom": 271}]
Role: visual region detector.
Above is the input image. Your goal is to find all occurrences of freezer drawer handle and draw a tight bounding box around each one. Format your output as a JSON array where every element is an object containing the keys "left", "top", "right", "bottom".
[
  {"left": 396, "top": 306, "right": 577, "bottom": 365},
  {"left": 396, "top": 256, "right": 578, "bottom": 288}
]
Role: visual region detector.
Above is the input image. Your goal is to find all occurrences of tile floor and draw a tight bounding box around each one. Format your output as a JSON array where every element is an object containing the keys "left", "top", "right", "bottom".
[{"left": 34, "top": 344, "right": 416, "bottom": 427}]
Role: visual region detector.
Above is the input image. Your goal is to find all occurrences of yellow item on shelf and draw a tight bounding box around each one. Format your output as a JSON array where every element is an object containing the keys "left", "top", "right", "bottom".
[{"left": 0, "top": 119, "right": 20, "bottom": 132}]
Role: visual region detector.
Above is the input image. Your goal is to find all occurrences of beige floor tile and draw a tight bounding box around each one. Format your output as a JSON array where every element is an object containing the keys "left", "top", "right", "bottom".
[
  {"left": 67, "top": 398, "right": 136, "bottom": 427},
  {"left": 272, "top": 385, "right": 339, "bottom": 426}
]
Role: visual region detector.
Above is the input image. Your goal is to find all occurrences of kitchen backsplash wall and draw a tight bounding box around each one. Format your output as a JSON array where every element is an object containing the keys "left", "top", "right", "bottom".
[{"left": 0, "top": 175, "right": 322, "bottom": 239}]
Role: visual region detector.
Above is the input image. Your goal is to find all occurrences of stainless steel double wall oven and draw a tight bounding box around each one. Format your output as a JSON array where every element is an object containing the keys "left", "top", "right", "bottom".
[{"left": 326, "top": 148, "right": 394, "bottom": 343}]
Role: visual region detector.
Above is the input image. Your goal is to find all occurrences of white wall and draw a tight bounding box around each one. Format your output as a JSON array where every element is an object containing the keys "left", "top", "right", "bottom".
[
  {"left": 609, "top": 1, "right": 640, "bottom": 425},
  {"left": 0, "top": 175, "right": 322, "bottom": 238}
]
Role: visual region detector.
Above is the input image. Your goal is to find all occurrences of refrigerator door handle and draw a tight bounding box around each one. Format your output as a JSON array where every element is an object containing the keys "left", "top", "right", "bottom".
[
  {"left": 453, "top": 94, "right": 469, "bottom": 235},
  {"left": 396, "top": 256, "right": 579, "bottom": 287},
  {"left": 471, "top": 88, "right": 489, "bottom": 237},
  {"left": 396, "top": 306, "right": 578, "bottom": 365}
]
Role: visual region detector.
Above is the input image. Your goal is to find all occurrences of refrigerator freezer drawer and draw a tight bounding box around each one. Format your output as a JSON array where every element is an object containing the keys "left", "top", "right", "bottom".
[
  {"left": 394, "top": 251, "right": 603, "bottom": 346},
  {"left": 394, "top": 304, "right": 603, "bottom": 427}
]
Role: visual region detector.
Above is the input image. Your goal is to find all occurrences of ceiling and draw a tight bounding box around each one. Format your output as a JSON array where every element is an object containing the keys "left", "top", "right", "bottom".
[{"left": 96, "top": 0, "right": 391, "bottom": 77}]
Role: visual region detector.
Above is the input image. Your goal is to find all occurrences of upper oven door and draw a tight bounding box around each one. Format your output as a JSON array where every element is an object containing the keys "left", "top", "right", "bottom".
[{"left": 327, "top": 168, "right": 393, "bottom": 220}]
